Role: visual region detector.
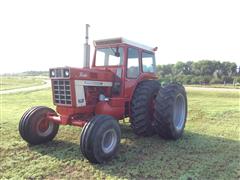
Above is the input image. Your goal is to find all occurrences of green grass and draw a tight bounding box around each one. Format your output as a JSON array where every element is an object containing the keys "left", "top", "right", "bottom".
[
  {"left": 186, "top": 84, "right": 240, "bottom": 89},
  {"left": 0, "top": 76, "right": 46, "bottom": 91},
  {"left": 0, "top": 89, "right": 240, "bottom": 179}
]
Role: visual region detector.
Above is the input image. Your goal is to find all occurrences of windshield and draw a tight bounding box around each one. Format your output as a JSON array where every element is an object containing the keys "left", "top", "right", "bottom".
[{"left": 95, "top": 47, "right": 123, "bottom": 66}]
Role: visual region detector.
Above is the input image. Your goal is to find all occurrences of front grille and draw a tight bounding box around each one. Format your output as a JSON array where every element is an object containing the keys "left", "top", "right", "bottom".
[{"left": 53, "top": 80, "right": 72, "bottom": 105}]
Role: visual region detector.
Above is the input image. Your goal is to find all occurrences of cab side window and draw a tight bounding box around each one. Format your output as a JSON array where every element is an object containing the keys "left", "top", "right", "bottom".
[
  {"left": 127, "top": 48, "right": 140, "bottom": 78},
  {"left": 142, "top": 52, "right": 155, "bottom": 73}
]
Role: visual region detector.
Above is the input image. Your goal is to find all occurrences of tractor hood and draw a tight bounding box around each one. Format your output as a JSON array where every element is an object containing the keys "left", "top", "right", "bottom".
[{"left": 49, "top": 67, "right": 114, "bottom": 82}]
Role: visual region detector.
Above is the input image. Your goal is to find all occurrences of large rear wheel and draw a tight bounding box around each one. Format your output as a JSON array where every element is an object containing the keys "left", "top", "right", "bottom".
[
  {"left": 19, "top": 106, "right": 59, "bottom": 145},
  {"left": 130, "top": 80, "right": 161, "bottom": 136},
  {"left": 80, "top": 115, "right": 121, "bottom": 164},
  {"left": 153, "top": 83, "right": 187, "bottom": 139}
]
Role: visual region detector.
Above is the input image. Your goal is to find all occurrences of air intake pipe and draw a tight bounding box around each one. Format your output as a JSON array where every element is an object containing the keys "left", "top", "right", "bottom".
[{"left": 83, "top": 24, "right": 90, "bottom": 68}]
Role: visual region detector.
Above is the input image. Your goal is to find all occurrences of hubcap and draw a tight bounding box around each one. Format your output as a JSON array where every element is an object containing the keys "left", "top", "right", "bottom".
[
  {"left": 173, "top": 93, "right": 186, "bottom": 131},
  {"left": 101, "top": 129, "right": 117, "bottom": 154},
  {"left": 36, "top": 118, "right": 54, "bottom": 137}
]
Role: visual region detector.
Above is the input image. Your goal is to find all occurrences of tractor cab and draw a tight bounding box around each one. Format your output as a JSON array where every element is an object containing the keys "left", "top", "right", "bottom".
[
  {"left": 92, "top": 38, "right": 157, "bottom": 76},
  {"left": 92, "top": 37, "right": 158, "bottom": 98}
]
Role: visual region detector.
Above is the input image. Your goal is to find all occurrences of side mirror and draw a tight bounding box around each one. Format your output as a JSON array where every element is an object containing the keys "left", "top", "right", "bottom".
[{"left": 115, "top": 52, "right": 120, "bottom": 57}]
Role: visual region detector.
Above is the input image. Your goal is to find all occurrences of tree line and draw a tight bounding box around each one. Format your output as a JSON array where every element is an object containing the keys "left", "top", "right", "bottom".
[{"left": 157, "top": 60, "right": 240, "bottom": 85}]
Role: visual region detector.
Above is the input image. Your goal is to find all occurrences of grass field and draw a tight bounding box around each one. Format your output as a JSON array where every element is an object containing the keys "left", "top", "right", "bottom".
[
  {"left": 0, "top": 76, "right": 46, "bottom": 91},
  {"left": 186, "top": 84, "right": 240, "bottom": 89},
  {"left": 0, "top": 88, "right": 240, "bottom": 179}
]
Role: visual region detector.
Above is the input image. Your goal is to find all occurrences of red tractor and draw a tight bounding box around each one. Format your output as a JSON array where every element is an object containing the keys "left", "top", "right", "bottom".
[{"left": 19, "top": 25, "right": 187, "bottom": 163}]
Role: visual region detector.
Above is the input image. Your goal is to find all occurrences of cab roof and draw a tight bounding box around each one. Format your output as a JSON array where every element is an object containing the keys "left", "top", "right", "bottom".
[{"left": 93, "top": 37, "right": 156, "bottom": 53}]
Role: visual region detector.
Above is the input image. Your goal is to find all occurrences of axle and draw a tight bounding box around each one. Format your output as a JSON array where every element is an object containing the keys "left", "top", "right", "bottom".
[{"left": 46, "top": 113, "right": 87, "bottom": 127}]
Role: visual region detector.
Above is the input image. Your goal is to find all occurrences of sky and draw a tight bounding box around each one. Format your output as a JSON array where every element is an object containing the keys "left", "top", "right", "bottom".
[{"left": 0, "top": 0, "right": 240, "bottom": 74}]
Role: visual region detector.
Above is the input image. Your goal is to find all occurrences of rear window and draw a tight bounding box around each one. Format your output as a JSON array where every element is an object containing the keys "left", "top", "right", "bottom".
[{"left": 142, "top": 52, "right": 155, "bottom": 73}]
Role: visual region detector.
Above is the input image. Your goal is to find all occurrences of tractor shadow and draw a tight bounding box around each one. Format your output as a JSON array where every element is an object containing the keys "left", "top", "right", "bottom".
[{"left": 29, "top": 123, "right": 240, "bottom": 179}]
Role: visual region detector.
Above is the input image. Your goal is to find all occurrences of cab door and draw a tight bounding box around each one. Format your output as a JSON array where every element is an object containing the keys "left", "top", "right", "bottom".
[{"left": 124, "top": 47, "right": 141, "bottom": 98}]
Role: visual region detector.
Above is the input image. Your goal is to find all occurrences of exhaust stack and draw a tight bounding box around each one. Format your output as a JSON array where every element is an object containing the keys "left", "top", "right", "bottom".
[{"left": 83, "top": 24, "right": 90, "bottom": 68}]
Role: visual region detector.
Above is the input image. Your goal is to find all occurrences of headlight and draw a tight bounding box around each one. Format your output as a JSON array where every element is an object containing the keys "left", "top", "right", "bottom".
[
  {"left": 63, "top": 69, "right": 70, "bottom": 77},
  {"left": 50, "top": 69, "right": 55, "bottom": 77}
]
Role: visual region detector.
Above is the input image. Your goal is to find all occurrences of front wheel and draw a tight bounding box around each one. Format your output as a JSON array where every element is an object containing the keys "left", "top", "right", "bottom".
[
  {"left": 153, "top": 83, "right": 187, "bottom": 139},
  {"left": 80, "top": 115, "right": 121, "bottom": 163},
  {"left": 19, "top": 106, "right": 59, "bottom": 145}
]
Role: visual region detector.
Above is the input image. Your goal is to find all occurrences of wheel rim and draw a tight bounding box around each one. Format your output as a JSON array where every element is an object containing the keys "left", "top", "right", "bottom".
[
  {"left": 173, "top": 93, "right": 186, "bottom": 131},
  {"left": 101, "top": 129, "right": 117, "bottom": 154},
  {"left": 36, "top": 118, "right": 54, "bottom": 137}
]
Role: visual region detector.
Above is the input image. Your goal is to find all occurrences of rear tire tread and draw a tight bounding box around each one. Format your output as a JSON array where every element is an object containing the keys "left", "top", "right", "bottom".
[
  {"left": 153, "top": 83, "right": 187, "bottom": 140},
  {"left": 130, "top": 80, "right": 161, "bottom": 136}
]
